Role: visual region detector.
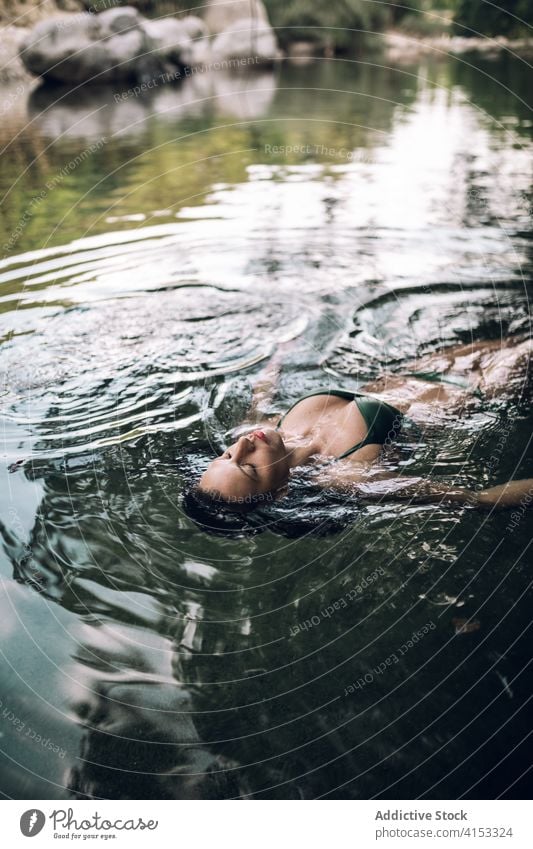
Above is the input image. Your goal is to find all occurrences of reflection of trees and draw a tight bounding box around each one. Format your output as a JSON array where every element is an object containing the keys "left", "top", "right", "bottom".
[
  {"left": 450, "top": 54, "right": 533, "bottom": 137},
  {"left": 2, "top": 60, "right": 421, "bottom": 255},
  {"left": 27, "top": 69, "right": 278, "bottom": 140},
  {"left": 26, "top": 59, "right": 419, "bottom": 155}
]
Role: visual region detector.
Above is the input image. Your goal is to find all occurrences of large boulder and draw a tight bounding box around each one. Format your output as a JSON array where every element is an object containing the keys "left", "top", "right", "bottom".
[
  {"left": 141, "top": 15, "right": 209, "bottom": 69},
  {"left": 180, "top": 16, "right": 209, "bottom": 42},
  {"left": 92, "top": 5, "right": 140, "bottom": 37},
  {"left": 211, "top": 18, "right": 278, "bottom": 66},
  {"left": 19, "top": 6, "right": 157, "bottom": 84},
  {"left": 141, "top": 17, "right": 192, "bottom": 65},
  {"left": 19, "top": 7, "right": 208, "bottom": 85}
]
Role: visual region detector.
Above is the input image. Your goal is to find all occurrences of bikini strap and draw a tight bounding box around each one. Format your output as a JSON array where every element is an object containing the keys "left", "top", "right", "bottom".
[{"left": 275, "top": 388, "right": 357, "bottom": 431}]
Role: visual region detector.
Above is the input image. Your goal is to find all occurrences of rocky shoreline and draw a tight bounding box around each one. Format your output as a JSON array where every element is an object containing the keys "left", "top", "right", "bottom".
[
  {"left": 384, "top": 29, "right": 533, "bottom": 61},
  {"left": 2, "top": 9, "right": 533, "bottom": 87},
  {"left": 1, "top": 0, "right": 280, "bottom": 85}
]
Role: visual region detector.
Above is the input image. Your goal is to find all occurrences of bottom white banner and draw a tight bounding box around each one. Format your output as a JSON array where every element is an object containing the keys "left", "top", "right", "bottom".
[{"left": 3, "top": 800, "right": 532, "bottom": 848}]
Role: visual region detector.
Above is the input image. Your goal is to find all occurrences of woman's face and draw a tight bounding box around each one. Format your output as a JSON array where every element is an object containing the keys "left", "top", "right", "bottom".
[{"left": 199, "top": 428, "right": 290, "bottom": 505}]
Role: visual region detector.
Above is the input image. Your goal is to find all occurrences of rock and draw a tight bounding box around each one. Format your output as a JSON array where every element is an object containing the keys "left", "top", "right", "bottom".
[
  {"left": 211, "top": 17, "right": 278, "bottom": 66},
  {"left": 19, "top": 2, "right": 276, "bottom": 85},
  {"left": 141, "top": 17, "right": 192, "bottom": 65},
  {"left": 19, "top": 7, "right": 160, "bottom": 84},
  {"left": 93, "top": 5, "right": 141, "bottom": 36},
  {"left": 203, "top": 0, "right": 269, "bottom": 36},
  {"left": 187, "top": 38, "right": 211, "bottom": 69},
  {"left": 141, "top": 15, "right": 211, "bottom": 69},
  {"left": 19, "top": 7, "right": 215, "bottom": 85},
  {"left": 0, "top": 24, "right": 34, "bottom": 83},
  {"left": 180, "top": 15, "right": 209, "bottom": 42},
  {"left": 0, "top": 0, "right": 83, "bottom": 27},
  {"left": 287, "top": 41, "right": 316, "bottom": 64}
]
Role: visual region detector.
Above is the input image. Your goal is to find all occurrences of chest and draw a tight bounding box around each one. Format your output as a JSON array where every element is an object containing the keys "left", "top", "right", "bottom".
[{"left": 281, "top": 394, "right": 370, "bottom": 458}]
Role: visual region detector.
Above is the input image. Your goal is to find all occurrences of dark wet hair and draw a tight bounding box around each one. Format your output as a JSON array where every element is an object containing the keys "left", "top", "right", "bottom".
[
  {"left": 196, "top": 483, "right": 275, "bottom": 513},
  {"left": 182, "top": 485, "right": 268, "bottom": 536},
  {"left": 181, "top": 475, "right": 357, "bottom": 538}
]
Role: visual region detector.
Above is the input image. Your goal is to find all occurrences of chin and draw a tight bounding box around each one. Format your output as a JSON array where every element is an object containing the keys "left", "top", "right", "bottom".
[{"left": 265, "top": 427, "right": 285, "bottom": 449}]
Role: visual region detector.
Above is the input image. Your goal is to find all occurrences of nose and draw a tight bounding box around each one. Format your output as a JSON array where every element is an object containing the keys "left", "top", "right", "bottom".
[{"left": 233, "top": 435, "right": 254, "bottom": 461}]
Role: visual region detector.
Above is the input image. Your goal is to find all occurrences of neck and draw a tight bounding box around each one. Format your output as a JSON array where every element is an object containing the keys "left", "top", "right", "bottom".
[{"left": 282, "top": 433, "right": 321, "bottom": 469}]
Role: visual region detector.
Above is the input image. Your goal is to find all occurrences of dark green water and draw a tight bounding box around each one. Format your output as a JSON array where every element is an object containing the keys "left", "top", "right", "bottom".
[{"left": 0, "top": 52, "right": 532, "bottom": 799}]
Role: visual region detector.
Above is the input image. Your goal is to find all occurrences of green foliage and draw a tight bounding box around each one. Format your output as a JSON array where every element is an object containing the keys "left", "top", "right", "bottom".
[
  {"left": 453, "top": 0, "right": 533, "bottom": 37},
  {"left": 264, "top": 0, "right": 423, "bottom": 52},
  {"left": 394, "top": 3, "right": 453, "bottom": 37}
]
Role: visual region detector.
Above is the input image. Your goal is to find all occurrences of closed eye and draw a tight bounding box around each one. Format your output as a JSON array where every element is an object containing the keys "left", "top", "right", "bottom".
[
  {"left": 238, "top": 462, "right": 258, "bottom": 481},
  {"left": 220, "top": 453, "right": 257, "bottom": 480}
]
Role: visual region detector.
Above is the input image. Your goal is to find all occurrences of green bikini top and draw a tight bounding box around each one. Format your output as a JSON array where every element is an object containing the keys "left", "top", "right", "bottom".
[{"left": 275, "top": 389, "right": 403, "bottom": 460}]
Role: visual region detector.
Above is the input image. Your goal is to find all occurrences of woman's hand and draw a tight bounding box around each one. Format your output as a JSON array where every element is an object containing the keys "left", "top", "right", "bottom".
[
  {"left": 477, "top": 478, "right": 533, "bottom": 508},
  {"left": 357, "top": 476, "right": 533, "bottom": 509}
]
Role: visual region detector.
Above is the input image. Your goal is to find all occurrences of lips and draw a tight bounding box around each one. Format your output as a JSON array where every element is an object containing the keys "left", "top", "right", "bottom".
[{"left": 253, "top": 430, "right": 268, "bottom": 443}]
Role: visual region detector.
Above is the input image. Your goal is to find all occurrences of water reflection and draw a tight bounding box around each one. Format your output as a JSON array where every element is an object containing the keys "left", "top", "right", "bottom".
[
  {"left": 7, "top": 448, "right": 533, "bottom": 799},
  {"left": 28, "top": 70, "right": 278, "bottom": 141}
]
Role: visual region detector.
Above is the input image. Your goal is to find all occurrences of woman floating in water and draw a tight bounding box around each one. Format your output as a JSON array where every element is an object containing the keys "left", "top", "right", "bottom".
[{"left": 190, "top": 337, "right": 533, "bottom": 515}]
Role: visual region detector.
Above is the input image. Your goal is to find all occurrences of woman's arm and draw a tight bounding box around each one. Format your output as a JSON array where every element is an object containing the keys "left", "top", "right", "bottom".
[
  {"left": 247, "top": 358, "right": 282, "bottom": 420},
  {"left": 373, "top": 477, "right": 533, "bottom": 509},
  {"left": 477, "top": 478, "right": 533, "bottom": 508},
  {"left": 244, "top": 340, "right": 297, "bottom": 422},
  {"left": 317, "top": 464, "right": 533, "bottom": 510}
]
